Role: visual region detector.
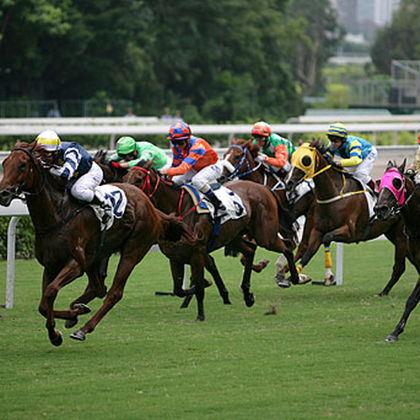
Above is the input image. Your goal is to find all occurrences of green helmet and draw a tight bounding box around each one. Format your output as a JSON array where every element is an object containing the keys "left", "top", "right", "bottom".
[{"left": 116, "top": 136, "right": 136, "bottom": 156}]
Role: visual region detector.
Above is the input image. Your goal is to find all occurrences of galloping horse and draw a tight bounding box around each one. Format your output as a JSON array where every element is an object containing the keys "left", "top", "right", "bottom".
[
  {"left": 375, "top": 161, "right": 420, "bottom": 341},
  {"left": 124, "top": 164, "right": 299, "bottom": 321},
  {"left": 221, "top": 138, "right": 328, "bottom": 285},
  {"left": 285, "top": 140, "right": 408, "bottom": 295},
  {"left": 93, "top": 149, "right": 245, "bottom": 307},
  {"left": 0, "top": 141, "right": 191, "bottom": 346}
]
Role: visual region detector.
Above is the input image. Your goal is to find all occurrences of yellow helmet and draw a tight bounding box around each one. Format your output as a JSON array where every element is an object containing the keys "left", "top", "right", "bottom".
[
  {"left": 327, "top": 123, "right": 347, "bottom": 139},
  {"left": 36, "top": 129, "right": 61, "bottom": 151}
]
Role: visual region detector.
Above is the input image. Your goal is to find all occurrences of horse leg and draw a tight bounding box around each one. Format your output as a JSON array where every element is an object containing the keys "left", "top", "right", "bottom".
[
  {"left": 38, "top": 260, "right": 84, "bottom": 346},
  {"left": 234, "top": 238, "right": 256, "bottom": 307},
  {"left": 378, "top": 228, "right": 407, "bottom": 296},
  {"left": 386, "top": 276, "right": 420, "bottom": 342},
  {"left": 190, "top": 254, "right": 207, "bottom": 321},
  {"left": 204, "top": 254, "right": 231, "bottom": 304},
  {"left": 65, "top": 263, "right": 109, "bottom": 329},
  {"left": 70, "top": 246, "right": 151, "bottom": 341}
]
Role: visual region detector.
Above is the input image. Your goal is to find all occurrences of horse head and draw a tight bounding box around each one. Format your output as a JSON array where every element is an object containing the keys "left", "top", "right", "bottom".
[
  {"left": 375, "top": 160, "right": 408, "bottom": 220},
  {"left": 0, "top": 141, "right": 42, "bottom": 206},
  {"left": 220, "top": 138, "right": 259, "bottom": 183},
  {"left": 285, "top": 142, "right": 318, "bottom": 193},
  {"left": 93, "top": 149, "right": 127, "bottom": 183}
]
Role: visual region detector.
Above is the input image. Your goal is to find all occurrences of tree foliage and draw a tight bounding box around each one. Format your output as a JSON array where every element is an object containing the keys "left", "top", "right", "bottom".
[
  {"left": 0, "top": 0, "right": 340, "bottom": 122},
  {"left": 371, "top": 0, "right": 420, "bottom": 75}
]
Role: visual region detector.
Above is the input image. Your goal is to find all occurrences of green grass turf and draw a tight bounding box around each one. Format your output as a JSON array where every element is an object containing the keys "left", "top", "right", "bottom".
[{"left": 1, "top": 241, "right": 420, "bottom": 419}]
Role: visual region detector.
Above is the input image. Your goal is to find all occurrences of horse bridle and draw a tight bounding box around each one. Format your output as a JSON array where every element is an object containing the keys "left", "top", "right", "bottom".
[
  {"left": 130, "top": 166, "right": 161, "bottom": 198},
  {"left": 9, "top": 147, "right": 47, "bottom": 197},
  {"left": 223, "top": 145, "right": 262, "bottom": 180}
]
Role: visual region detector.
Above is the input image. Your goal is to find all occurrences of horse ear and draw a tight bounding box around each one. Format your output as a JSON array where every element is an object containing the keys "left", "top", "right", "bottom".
[{"left": 398, "top": 159, "right": 406, "bottom": 174}]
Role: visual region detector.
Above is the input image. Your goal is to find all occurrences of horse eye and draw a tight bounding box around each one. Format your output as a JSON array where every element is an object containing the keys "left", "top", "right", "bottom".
[
  {"left": 392, "top": 177, "right": 402, "bottom": 190},
  {"left": 19, "top": 162, "right": 26, "bottom": 173},
  {"left": 302, "top": 156, "right": 311, "bottom": 167}
]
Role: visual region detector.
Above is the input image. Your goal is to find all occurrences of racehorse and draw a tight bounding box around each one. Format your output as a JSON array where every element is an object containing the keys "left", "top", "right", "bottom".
[
  {"left": 220, "top": 138, "right": 329, "bottom": 285},
  {"left": 285, "top": 139, "right": 408, "bottom": 295},
  {"left": 123, "top": 164, "right": 299, "bottom": 321},
  {"left": 0, "top": 141, "right": 192, "bottom": 346},
  {"left": 375, "top": 161, "right": 420, "bottom": 341},
  {"left": 93, "top": 149, "right": 248, "bottom": 307}
]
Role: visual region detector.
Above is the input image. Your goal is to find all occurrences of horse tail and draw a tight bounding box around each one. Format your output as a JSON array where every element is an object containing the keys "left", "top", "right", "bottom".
[
  {"left": 156, "top": 210, "right": 196, "bottom": 243},
  {"left": 270, "top": 191, "right": 299, "bottom": 246}
]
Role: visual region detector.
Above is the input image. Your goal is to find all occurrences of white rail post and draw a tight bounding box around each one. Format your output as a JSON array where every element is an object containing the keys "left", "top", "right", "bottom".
[
  {"left": 5, "top": 216, "right": 20, "bottom": 309},
  {"left": 336, "top": 243, "right": 343, "bottom": 286}
]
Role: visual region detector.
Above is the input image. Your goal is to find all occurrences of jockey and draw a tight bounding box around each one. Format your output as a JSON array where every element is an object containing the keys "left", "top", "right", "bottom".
[
  {"left": 35, "top": 129, "right": 111, "bottom": 223},
  {"left": 109, "top": 136, "right": 171, "bottom": 171},
  {"left": 251, "top": 121, "right": 295, "bottom": 177},
  {"left": 159, "top": 121, "right": 226, "bottom": 214},
  {"left": 325, "top": 122, "right": 378, "bottom": 192}
]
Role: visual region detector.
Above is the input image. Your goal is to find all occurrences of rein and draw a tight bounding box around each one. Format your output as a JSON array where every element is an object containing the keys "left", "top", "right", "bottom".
[{"left": 226, "top": 145, "right": 262, "bottom": 179}]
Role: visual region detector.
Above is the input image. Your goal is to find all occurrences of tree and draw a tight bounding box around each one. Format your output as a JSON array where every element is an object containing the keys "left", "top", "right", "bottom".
[
  {"left": 371, "top": 0, "right": 420, "bottom": 75},
  {"left": 285, "top": 0, "right": 344, "bottom": 96}
]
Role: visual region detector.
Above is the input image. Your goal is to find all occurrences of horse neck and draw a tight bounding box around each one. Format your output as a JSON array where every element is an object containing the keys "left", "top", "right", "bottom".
[
  {"left": 401, "top": 183, "right": 420, "bottom": 234},
  {"left": 149, "top": 176, "right": 182, "bottom": 214},
  {"left": 311, "top": 157, "right": 342, "bottom": 200},
  {"left": 25, "top": 173, "right": 66, "bottom": 231}
]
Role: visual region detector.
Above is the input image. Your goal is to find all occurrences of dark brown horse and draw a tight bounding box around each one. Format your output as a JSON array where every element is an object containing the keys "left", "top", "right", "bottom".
[
  {"left": 285, "top": 140, "right": 408, "bottom": 295},
  {"left": 0, "top": 141, "right": 191, "bottom": 346},
  {"left": 375, "top": 161, "right": 419, "bottom": 341},
  {"left": 93, "top": 149, "right": 244, "bottom": 307},
  {"left": 124, "top": 165, "right": 299, "bottom": 321},
  {"left": 220, "top": 138, "right": 327, "bottom": 285}
]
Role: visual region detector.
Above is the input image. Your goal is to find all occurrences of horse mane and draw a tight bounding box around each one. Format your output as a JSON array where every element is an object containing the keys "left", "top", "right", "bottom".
[{"left": 93, "top": 149, "right": 108, "bottom": 164}]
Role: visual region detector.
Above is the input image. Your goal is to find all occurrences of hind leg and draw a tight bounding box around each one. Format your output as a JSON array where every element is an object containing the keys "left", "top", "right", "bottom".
[
  {"left": 233, "top": 238, "right": 256, "bottom": 308},
  {"left": 190, "top": 253, "right": 207, "bottom": 321},
  {"left": 205, "top": 254, "right": 231, "bottom": 304}
]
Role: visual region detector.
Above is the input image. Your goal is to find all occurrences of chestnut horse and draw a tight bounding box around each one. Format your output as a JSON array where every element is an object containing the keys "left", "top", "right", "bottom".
[
  {"left": 375, "top": 161, "right": 419, "bottom": 341},
  {"left": 0, "top": 141, "right": 191, "bottom": 346},
  {"left": 285, "top": 140, "right": 408, "bottom": 295},
  {"left": 124, "top": 165, "right": 299, "bottom": 321},
  {"left": 221, "top": 138, "right": 330, "bottom": 285}
]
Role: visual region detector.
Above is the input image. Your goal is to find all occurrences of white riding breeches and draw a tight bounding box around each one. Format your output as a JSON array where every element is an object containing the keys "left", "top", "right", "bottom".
[
  {"left": 171, "top": 162, "right": 223, "bottom": 190},
  {"left": 343, "top": 147, "right": 377, "bottom": 184},
  {"left": 70, "top": 161, "right": 103, "bottom": 202}
]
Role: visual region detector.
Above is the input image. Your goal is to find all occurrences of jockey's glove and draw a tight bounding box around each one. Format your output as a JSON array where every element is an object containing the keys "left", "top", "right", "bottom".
[
  {"left": 255, "top": 153, "right": 268, "bottom": 163},
  {"left": 49, "top": 166, "right": 63, "bottom": 177}
]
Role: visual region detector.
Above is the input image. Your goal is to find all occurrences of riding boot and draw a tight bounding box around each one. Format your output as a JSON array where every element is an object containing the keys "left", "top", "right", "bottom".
[
  {"left": 204, "top": 190, "right": 226, "bottom": 216},
  {"left": 92, "top": 190, "right": 112, "bottom": 224}
]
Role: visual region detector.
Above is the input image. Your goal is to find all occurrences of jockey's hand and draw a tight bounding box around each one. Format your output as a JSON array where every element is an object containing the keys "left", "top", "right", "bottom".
[
  {"left": 255, "top": 153, "right": 267, "bottom": 163},
  {"left": 159, "top": 169, "right": 168, "bottom": 176},
  {"left": 49, "top": 166, "right": 62, "bottom": 177},
  {"left": 111, "top": 161, "right": 121, "bottom": 169}
]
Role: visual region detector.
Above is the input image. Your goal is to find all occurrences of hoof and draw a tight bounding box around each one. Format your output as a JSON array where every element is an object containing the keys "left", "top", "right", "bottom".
[
  {"left": 245, "top": 293, "right": 255, "bottom": 307},
  {"left": 50, "top": 330, "right": 63, "bottom": 347},
  {"left": 70, "top": 329, "right": 86, "bottom": 341},
  {"left": 65, "top": 317, "right": 78, "bottom": 329},
  {"left": 324, "top": 275, "right": 336, "bottom": 287},
  {"left": 385, "top": 334, "right": 398, "bottom": 342},
  {"left": 223, "top": 298, "right": 232, "bottom": 305},
  {"left": 276, "top": 278, "right": 291, "bottom": 288},
  {"left": 196, "top": 315, "right": 205, "bottom": 322},
  {"left": 298, "top": 274, "right": 311, "bottom": 285},
  {"left": 72, "top": 303, "right": 91, "bottom": 315}
]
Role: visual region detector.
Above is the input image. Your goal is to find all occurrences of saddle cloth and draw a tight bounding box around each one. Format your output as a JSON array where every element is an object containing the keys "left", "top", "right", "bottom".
[
  {"left": 90, "top": 185, "right": 128, "bottom": 230},
  {"left": 182, "top": 183, "right": 247, "bottom": 224}
]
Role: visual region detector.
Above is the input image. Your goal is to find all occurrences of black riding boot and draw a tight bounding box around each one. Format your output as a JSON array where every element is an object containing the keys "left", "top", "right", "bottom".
[
  {"left": 204, "top": 190, "right": 226, "bottom": 215},
  {"left": 91, "top": 195, "right": 112, "bottom": 224}
]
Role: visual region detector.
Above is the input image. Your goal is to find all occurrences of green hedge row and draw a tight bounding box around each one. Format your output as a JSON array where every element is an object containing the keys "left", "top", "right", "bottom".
[{"left": 0, "top": 216, "right": 35, "bottom": 260}]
